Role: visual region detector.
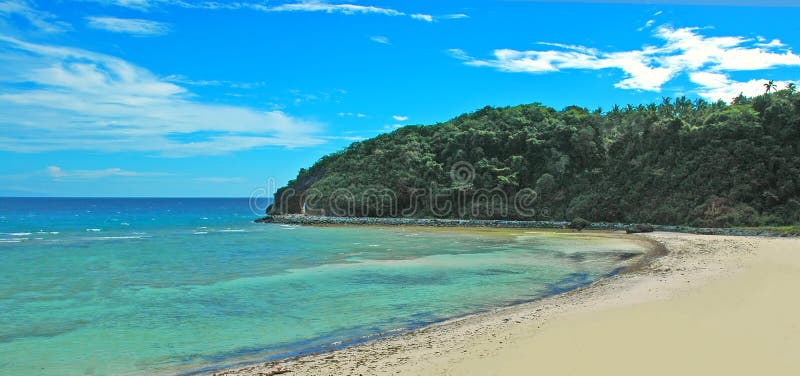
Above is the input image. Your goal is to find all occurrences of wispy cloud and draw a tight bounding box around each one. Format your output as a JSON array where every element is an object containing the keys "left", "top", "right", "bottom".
[
  {"left": 338, "top": 112, "right": 366, "bottom": 118},
  {"left": 410, "top": 13, "right": 433, "bottom": 22},
  {"left": 91, "top": 0, "right": 161, "bottom": 11},
  {"left": 637, "top": 19, "right": 655, "bottom": 31},
  {"left": 369, "top": 35, "right": 390, "bottom": 45},
  {"left": 324, "top": 135, "right": 366, "bottom": 141},
  {"left": 392, "top": 115, "right": 408, "bottom": 121},
  {"left": 164, "top": 74, "right": 266, "bottom": 89},
  {"left": 0, "top": 36, "right": 326, "bottom": 156},
  {"left": 86, "top": 16, "right": 170, "bottom": 36},
  {"left": 89, "top": 0, "right": 437, "bottom": 21},
  {"left": 289, "top": 88, "right": 346, "bottom": 106},
  {"left": 0, "top": 0, "right": 70, "bottom": 32},
  {"left": 268, "top": 1, "right": 402, "bottom": 16},
  {"left": 452, "top": 25, "right": 800, "bottom": 101},
  {"left": 47, "top": 165, "right": 170, "bottom": 179},
  {"left": 443, "top": 13, "right": 469, "bottom": 19}
]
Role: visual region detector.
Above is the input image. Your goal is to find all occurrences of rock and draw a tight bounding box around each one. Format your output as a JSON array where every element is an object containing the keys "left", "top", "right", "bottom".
[{"left": 625, "top": 223, "right": 654, "bottom": 234}]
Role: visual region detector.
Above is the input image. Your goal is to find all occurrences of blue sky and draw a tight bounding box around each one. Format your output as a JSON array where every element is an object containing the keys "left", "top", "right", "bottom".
[{"left": 1, "top": 0, "right": 799, "bottom": 197}]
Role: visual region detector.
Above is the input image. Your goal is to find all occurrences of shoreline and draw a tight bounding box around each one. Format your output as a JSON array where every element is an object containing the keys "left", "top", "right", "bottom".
[
  {"left": 256, "top": 214, "right": 797, "bottom": 237},
  {"left": 204, "top": 230, "right": 659, "bottom": 376},
  {"left": 211, "top": 231, "right": 800, "bottom": 376}
]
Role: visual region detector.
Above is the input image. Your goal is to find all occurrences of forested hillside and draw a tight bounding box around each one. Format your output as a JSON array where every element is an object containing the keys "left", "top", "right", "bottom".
[{"left": 270, "top": 88, "right": 800, "bottom": 227}]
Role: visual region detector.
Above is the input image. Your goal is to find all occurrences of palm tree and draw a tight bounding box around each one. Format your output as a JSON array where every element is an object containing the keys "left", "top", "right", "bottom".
[
  {"left": 788, "top": 83, "right": 797, "bottom": 93},
  {"left": 764, "top": 80, "right": 777, "bottom": 93}
]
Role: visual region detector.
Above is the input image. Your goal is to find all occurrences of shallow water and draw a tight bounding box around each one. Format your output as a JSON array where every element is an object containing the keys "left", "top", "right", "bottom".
[{"left": 0, "top": 198, "right": 647, "bottom": 375}]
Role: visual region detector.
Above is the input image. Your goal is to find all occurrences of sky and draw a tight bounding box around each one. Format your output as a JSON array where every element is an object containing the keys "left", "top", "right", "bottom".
[{"left": 1, "top": 0, "right": 799, "bottom": 197}]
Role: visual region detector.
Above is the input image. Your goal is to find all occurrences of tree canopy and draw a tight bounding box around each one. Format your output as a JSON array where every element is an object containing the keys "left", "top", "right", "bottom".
[{"left": 271, "top": 89, "right": 800, "bottom": 228}]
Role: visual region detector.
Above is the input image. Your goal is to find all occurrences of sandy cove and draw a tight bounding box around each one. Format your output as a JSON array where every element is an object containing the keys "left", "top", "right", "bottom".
[{"left": 212, "top": 232, "right": 800, "bottom": 376}]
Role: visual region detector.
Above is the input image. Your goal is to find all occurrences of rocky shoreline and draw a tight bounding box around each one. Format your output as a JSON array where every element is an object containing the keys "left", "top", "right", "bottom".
[{"left": 255, "top": 214, "right": 795, "bottom": 237}]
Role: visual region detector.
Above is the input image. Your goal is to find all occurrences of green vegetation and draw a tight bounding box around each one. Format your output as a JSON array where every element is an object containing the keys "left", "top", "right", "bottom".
[{"left": 272, "top": 88, "right": 800, "bottom": 228}]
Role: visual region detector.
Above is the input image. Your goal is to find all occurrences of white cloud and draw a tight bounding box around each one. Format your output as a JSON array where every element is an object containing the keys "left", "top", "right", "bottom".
[
  {"left": 164, "top": 74, "right": 266, "bottom": 89},
  {"left": 269, "top": 1, "right": 402, "bottom": 16},
  {"left": 0, "top": 0, "right": 70, "bottom": 32},
  {"left": 91, "top": 1, "right": 437, "bottom": 22},
  {"left": 338, "top": 112, "right": 366, "bottom": 118},
  {"left": 324, "top": 135, "right": 366, "bottom": 142},
  {"left": 381, "top": 124, "right": 403, "bottom": 132},
  {"left": 443, "top": 13, "right": 469, "bottom": 19},
  {"left": 369, "top": 35, "right": 390, "bottom": 45},
  {"left": 689, "top": 72, "right": 797, "bottom": 102},
  {"left": 86, "top": 0, "right": 245, "bottom": 11},
  {"left": 0, "top": 36, "right": 326, "bottom": 156},
  {"left": 47, "top": 166, "right": 169, "bottom": 179},
  {"left": 410, "top": 13, "right": 433, "bottom": 22},
  {"left": 638, "top": 19, "right": 655, "bottom": 31},
  {"left": 756, "top": 39, "right": 785, "bottom": 48},
  {"left": 86, "top": 16, "right": 170, "bottom": 36},
  {"left": 453, "top": 25, "right": 800, "bottom": 95},
  {"left": 447, "top": 48, "right": 470, "bottom": 61},
  {"left": 392, "top": 115, "right": 408, "bottom": 121}
]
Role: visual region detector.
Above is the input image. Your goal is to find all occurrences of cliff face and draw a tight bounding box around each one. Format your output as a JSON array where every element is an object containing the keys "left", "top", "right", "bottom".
[
  {"left": 269, "top": 164, "right": 327, "bottom": 215},
  {"left": 271, "top": 92, "right": 800, "bottom": 227}
]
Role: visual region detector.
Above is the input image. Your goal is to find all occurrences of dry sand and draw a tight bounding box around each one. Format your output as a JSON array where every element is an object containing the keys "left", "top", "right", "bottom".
[{"left": 213, "top": 232, "right": 800, "bottom": 376}]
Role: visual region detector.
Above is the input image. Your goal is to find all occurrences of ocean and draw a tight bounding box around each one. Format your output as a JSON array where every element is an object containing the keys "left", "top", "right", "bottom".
[{"left": 0, "top": 198, "right": 646, "bottom": 375}]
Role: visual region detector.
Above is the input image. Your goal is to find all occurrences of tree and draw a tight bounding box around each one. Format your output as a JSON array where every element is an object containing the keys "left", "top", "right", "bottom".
[
  {"left": 764, "top": 80, "right": 777, "bottom": 93},
  {"left": 274, "top": 91, "right": 800, "bottom": 227},
  {"left": 788, "top": 83, "right": 797, "bottom": 93}
]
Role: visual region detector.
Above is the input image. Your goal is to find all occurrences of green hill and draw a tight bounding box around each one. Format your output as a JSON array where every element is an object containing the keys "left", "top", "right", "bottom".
[{"left": 270, "top": 89, "right": 800, "bottom": 228}]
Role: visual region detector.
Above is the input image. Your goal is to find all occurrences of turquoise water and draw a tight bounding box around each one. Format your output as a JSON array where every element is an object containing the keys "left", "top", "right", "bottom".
[{"left": 0, "top": 198, "right": 647, "bottom": 375}]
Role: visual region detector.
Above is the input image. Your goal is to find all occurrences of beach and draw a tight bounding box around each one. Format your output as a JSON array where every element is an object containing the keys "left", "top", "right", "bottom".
[{"left": 214, "top": 232, "right": 800, "bottom": 376}]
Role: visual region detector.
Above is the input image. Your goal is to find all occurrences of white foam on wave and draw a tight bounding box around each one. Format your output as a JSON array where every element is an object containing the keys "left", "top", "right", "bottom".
[
  {"left": 219, "top": 229, "right": 246, "bottom": 233},
  {"left": 86, "top": 228, "right": 101, "bottom": 232},
  {"left": 193, "top": 231, "right": 208, "bottom": 235},
  {"left": 120, "top": 222, "right": 130, "bottom": 226},
  {"left": 0, "top": 239, "right": 22, "bottom": 243},
  {"left": 9, "top": 232, "right": 32, "bottom": 236},
  {"left": 87, "top": 236, "right": 147, "bottom": 240}
]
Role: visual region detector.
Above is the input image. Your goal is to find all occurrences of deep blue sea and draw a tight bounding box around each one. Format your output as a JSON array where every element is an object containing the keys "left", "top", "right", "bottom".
[{"left": 0, "top": 198, "right": 646, "bottom": 375}]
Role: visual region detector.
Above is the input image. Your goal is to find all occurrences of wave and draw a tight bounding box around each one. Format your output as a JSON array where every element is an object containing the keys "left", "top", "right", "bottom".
[
  {"left": 219, "top": 229, "right": 246, "bottom": 233},
  {"left": 86, "top": 228, "right": 101, "bottom": 232},
  {"left": 86, "top": 236, "right": 148, "bottom": 241},
  {"left": 193, "top": 232, "right": 208, "bottom": 235},
  {"left": 8, "top": 232, "right": 32, "bottom": 236}
]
